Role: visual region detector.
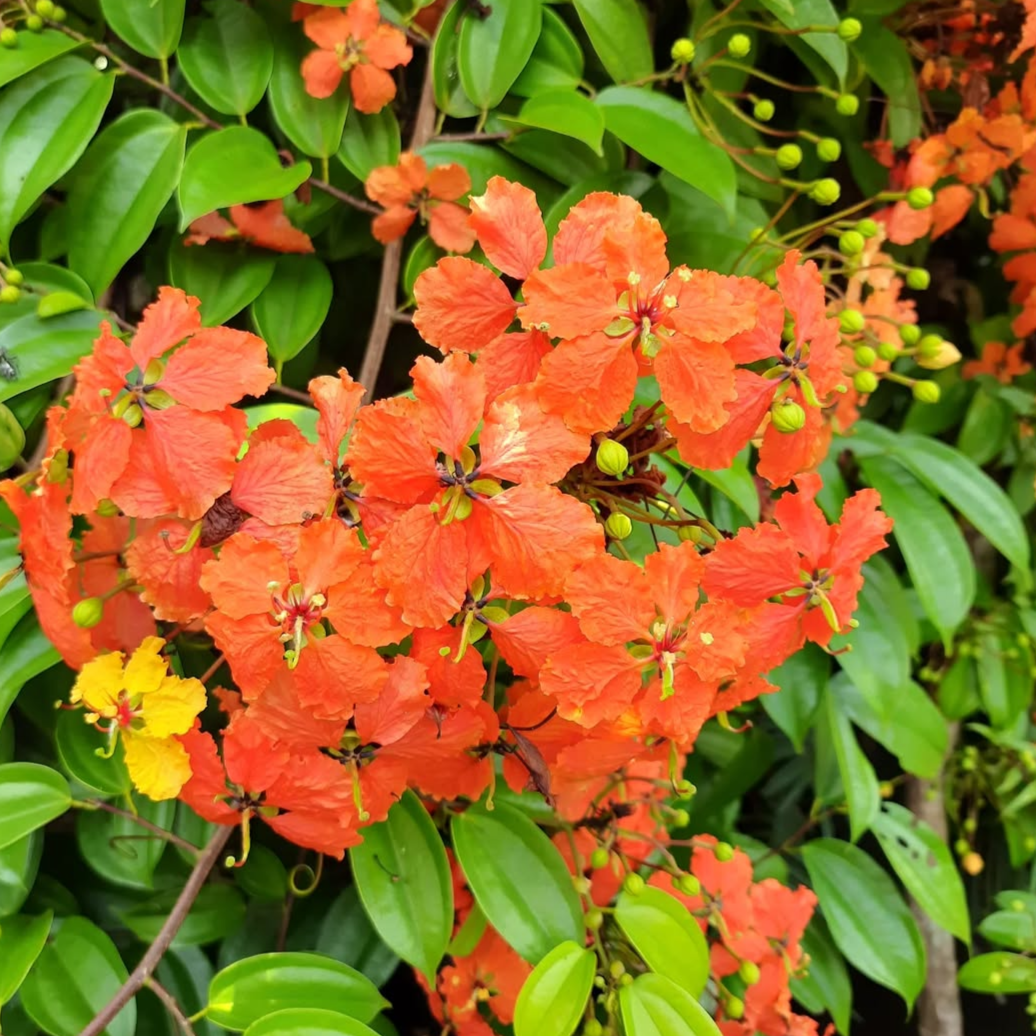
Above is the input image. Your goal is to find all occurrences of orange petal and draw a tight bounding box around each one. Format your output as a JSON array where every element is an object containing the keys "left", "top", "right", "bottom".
[
  {"left": 68, "top": 417, "right": 133, "bottom": 515},
  {"left": 308, "top": 367, "right": 365, "bottom": 464},
  {"left": 518, "top": 263, "right": 615, "bottom": 340},
  {"left": 477, "top": 329, "right": 552, "bottom": 400},
  {"left": 343, "top": 0, "right": 381, "bottom": 41},
  {"left": 159, "top": 327, "right": 274, "bottom": 410},
  {"left": 644, "top": 541, "right": 706, "bottom": 625},
  {"left": 468, "top": 177, "right": 546, "bottom": 280},
  {"left": 229, "top": 201, "right": 314, "bottom": 254},
  {"left": 413, "top": 352, "right": 486, "bottom": 460},
  {"left": 428, "top": 202, "right": 476, "bottom": 253},
  {"left": 541, "top": 641, "right": 643, "bottom": 727},
  {"left": 126, "top": 521, "right": 214, "bottom": 624},
  {"left": 487, "top": 607, "right": 582, "bottom": 678},
  {"left": 427, "top": 163, "right": 471, "bottom": 202},
  {"left": 565, "top": 552, "right": 654, "bottom": 644},
  {"left": 372, "top": 206, "right": 416, "bottom": 244},
  {"left": 294, "top": 519, "right": 365, "bottom": 597},
  {"left": 130, "top": 286, "right": 202, "bottom": 370},
  {"left": 231, "top": 436, "right": 332, "bottom": 526},
  {"left": 200, "top": 533, "right": 288, "bottom": 619},
  {"left": 653, "top": 335, "right": 737, "bottom": 434},
  {"left": 185, "top": 211, "right": 236, "bottom": 247},
  {"left": 301, "top": 48, "right": 344, "bottom": 99},
  {"left": 302, "top": 7, "right": 350, "bottom": 48},
  {"left": 930, "top": 184, "right": 973, "bottom": 239},
  {"left": 553, "top": 192, "right": 645, "bottom": 273},
  {"left": 349, "top": 63, "right": 397, "bottom": 114},
  {"left": 364, "top": 22, "right": 413, "bottom": 70}
]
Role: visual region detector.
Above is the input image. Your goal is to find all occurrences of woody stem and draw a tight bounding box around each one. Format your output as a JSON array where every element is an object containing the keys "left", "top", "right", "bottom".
[
  {"left": 78, "top": 825, "right": 232, "bottom": 1036},
  {"left": 74, "top": 799, "right": 202, "bottom": 858}
]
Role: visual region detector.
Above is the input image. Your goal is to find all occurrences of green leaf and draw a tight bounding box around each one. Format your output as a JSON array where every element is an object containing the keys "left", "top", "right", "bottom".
[
  {"left": 206, "top": 953, "right": 388, "bottom": 1031},
  {"left": 959, "top": 952, "right": 1036, "bottom": 994},
  {"left": 0, "top": 309, "right": 103, "bottom": 405},
  {"left": 36, "top": 291, "right": 90, "bottom": 318},
  {"left": 338, "top": 108, "right": 401, "bottom": 182},
  {"left": 268, "top": 31, "right": 349, "bottom": 159},
  {"left": 447, "top": 902, "right": 487, "bottom": 958},
  {"left": 451, "top": 802, "right": 583, "bottom": 964},
  {"left": 0, "top": 30, "right": 79, "bottom": 88},
  {"left": 758, "top": 0, "right": 847, "bottom": 84},
  {"left": 596, "top": 88, "right": 737, "bottom": 217},
  {"left": 790, "top": 917, "right": 852, "bottom": 1035},
  {"left": 976, "top": 630, "right": 1031, "bottom": 728},
  {"left": 76, "top": 794, "right": 174, "bottom": 891},
  {"left": 572, "top": 0, "right": 652, "bottom": 84},
  {"left": 872, "top": 802, "right": 970, "bottom": 944},
  {"left": 316, "top": 888, "right": 399, "bottom": 988},
  {"left": 505, "top": 91, "right": 605, "bottom": 155},
  {"left": 852, "top": 22, "right": 922, "bottom": 146},
  {"left": 178, "top": 127, "right": 312, "bottom": 230},
  {"left": 512, "top": 7, "right": 584, "bottom": 97},
  {"left": 349, "top": 790, "right": 452, "bottom": 983},
  {"left": 0, "top": 911, "right": 52, "bottom": 1006},
  {"left": 764, "top": 643, "right": 828, "bottom": 751},
  {"left": 55, "top": 707, "right": 131, "bottom": 797},
  {"left": 122, "top": 884, "right": 246, "bottom": 947},
  {"left": 243, "top": 1010, "right": 380, "bottom": 1036},
  {"left": 178, "top": 0, "right": 273, "bottom": 116},
  {"left": 858, "top": 455, "right": 975, "bottom": 647},
  {"left": 235, "top": 844, "right": 289, "bottom": 903},
  {"left": 66, "top": 110, "right": 186, "bottom": 297},
  {"left": 615, "top": 888, "right": 709, "bottom": 996},
  {"left": 457, "top": 0, "right": 542, "bottom": 111},
  {"left": 0, "top": 831, "right": 42, "bottom": 917},
  {"left": 802, "top": 838, "right": 926, "bottom": 1008},
  {"left": 99, "top": 0, "right": 184, "bottom": 58},
  {"left": 249, "top": 255, "right": 333, "bottom": 366},
  {"left": 0, "top": 764, "right": 71, "bottom": 851},
  {"left": 977, "top": 910, "right": 1036, "bottom": 952},
  {"left": 0, "top": 57, "right": 114, "bottom": 251},
  {"left": 513, "top": 941, "right": 595, "bottom": 1036},
  {"left": 618, "top": 973, "right": 722, "bottom": 1036},
  {"left": 430, "top": 0, "right": 479, "bottom": 119},
  {"left": 0, "top": 614, "right": 61, "bottom": 725},
  {"left": 168, "top": 239, "right": 276, "bottom": 327},
  {"left": 820, "top": 690, "right": 880, "bottom": 842},
  {"left": 957, "top": 387, "right": 1011, "bottom": 465},
  {"left": 20, "top": 915, "right": 136, "bottom": 1036}
]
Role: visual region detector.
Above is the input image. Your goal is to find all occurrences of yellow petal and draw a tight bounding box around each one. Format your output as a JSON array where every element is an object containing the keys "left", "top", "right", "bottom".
[
  {"left": 140, "top": 676, "right": 206, "bottom": 739},
  {"left": 122, "top": 732, "right": 192, "bottom": 801},
  {"left": 70, "top": 651, "right": 125, "bottom": 717},
  {"left": 123, "top": 636, "right": 170, "bottom": 699}
]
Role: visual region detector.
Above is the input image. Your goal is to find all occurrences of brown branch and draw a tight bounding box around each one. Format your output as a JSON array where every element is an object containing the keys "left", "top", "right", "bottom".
[
  {"left": 434, "top": 131, "right": 512, "bottom": 142},
  {"left": 78, "top": 799, "right": 202, "bottom": 858},
  {"left": 78, "top": 826, "right": 232, "bottom": 1036},
  {"left": 267, "top": 382, "right": 313, "bottom": 403},
  {"left": 144, "top": 978, "right": 196, "bottom": 1036},
  {"left": 307, "top": 177, "right": 380, "bottom": 215}
]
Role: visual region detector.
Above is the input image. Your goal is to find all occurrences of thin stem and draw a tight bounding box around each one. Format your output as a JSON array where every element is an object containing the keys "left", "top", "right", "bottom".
[
  {"left": 145, "top": 978, "right": 195, "bottom": 1036},
  {"left": 267, "top": 382, "right": 313, "bottom": 404},
  {"left": 434, "top": 131, "right": 511, "bottom": 143},
  {"left": 75, "top": 799, "right": 202, "bottom": 858},
  {"left": 309, "top": 176, "right": 380, "bottom": 215},
  {"left": 198, "top": 653, "right": 227, "bottom": 686},
  {"left": 78, "top": 826, "right": 232, "bottom": 1036}
]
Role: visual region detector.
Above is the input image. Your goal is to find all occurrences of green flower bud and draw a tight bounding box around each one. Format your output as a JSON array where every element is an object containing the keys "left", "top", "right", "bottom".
[
  {"left": 674, "top": 873, "right": 701, "bottom": 896},
  {"left": 771, "top": 399, "right": 806, "bottom": 433},
  {"left": 671, "top": 37, "right": 696, "bottom": 63},
  {"left": 753, "top": 98, "right": 775, "bottom": 122},
  {"left": 586, "top": 908, "right": 604, "bottom": 930},
  {"left": 907, "top": 186, "right": 934, "bottom": 210},
  {"left": 623, "top": 873, "right": 645, "bottom": 896},
  {"left": 854, "top": 345, "right": 877, "bottom": 368},
  {"left": 5, "top": 269, "right": 23, "bottom": 286},
  {"left": 25, "top": 14, "right": 43, "bottom": 31},
  {"left": 671, "top": 808, "right": 690, "bottom": 827},
  {"left": 726, "top": 997, "right": 745, "bottom": 1020},
  {"left": 728, "top": 33, "right": 751, "bottom": 58},
  {"left": 839, "top": 308, "right": 865, "bottom": 334},
  {"left": 856, "top": 217, "right": 878, "bottom": 238},
  {"left": 678, "top": 524, "right": 705, "bottom": 543},
  {"left": 674, "top": 778, "right": 695, "bottom": 797},
  {"left": 877, "top": 341, "right": 899, "bottom": 361},
  {"left": 917, "top": 339, "right": 961, "bottom": 370},
  {"left": 36, "top": 0, "right": 55, "bottom": 15},
  {"left": 906, "top": 267, "right": 931, "bottom": 291},
  {"left": 590, "top": 847, "right": 611, "bottom": 870},
  {"left": 0, "top": 401, "right": 25, "bottom": 470},
  {"left": 584, "top": 1022, "right": 603, "bottom": 1036},
  {"left": 51, "top": 5, "right": 66, "bottom": 20},
  {"left": 595, "top": 438, "right": 629, "bottom": 476},
  {"left": 609, "top": 960, "right": 626, "bottom": 980},
  {"left": 899, "top": 323, "right": 921, "bottom": 346},
  {"left": 739, "top": 961, "right": 762, "bottom": 985},
  {"left": 605, "top": 512, "right": 633, "bottom": 540},
  {"left": 912, "top": 380, "right": 941, "bottom": 404},
  {"left": 817, "top": 137, "right": 842, "bottom": 163},
  {"left": 839, "top": 230, "right": 865, "bottom": 256},
  {"left": 0, "top": 285, "right": 20, "bottom": 303},
  {"left": 776, "top": 143, "right": 803, "bottom": 170},
  {"left": 917, "top": 333, "right": 943, "bottom": 358},
  {"left": 714, "top": 841, "right": 735, "bottom": 863},
  {"left": 72, "top": 597, "right": 105, "bottom": 629},
  {"left": 837, "top": 17, "right": 862, "bottom": 41},
  {"left": 95, "top": 498, "right": 120, "bottom": 517},
  {"left": 853, "top": 370, "right": 878, "bottom": 394},
  {"left": 810, "top": 178, "right": 841, "bottom": 205},
  {"left": 0, "top": 28, "right": 17, "bottom": 47},
  {"left": 835, "top": 94, "right": 859, "bottom": 116}
]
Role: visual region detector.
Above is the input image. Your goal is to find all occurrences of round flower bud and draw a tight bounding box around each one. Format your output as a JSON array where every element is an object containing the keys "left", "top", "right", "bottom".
[
  {"left": 853, "top": 370, "right": 878, "bottom": 394},
  {"left": 739, "top": 961, "right": 762, "bottom": 985},
  {"left": 584, "top": 1022, "right": 603, "bottom": 1036},
  {"left": 917, "top": 333, "right": 943, "bottom": 358},
  {"left": 623, "top": 873, "right": 645, "bottom": 896},
  {"left": 671, "top": 808, "right": 690, "bottom": 827},
  {"left": 877, "top": 341, "right": 899, "bottom": 362},
  {"left": 609, "top": 960, "right": 626, "bottom": 980},
  {"left": 771, "top": 399, "right": 806, "bottom": 433},
  {"left": 595, "top": 438, "right": 629, "bottom": 476},
  {"left": 674, "top": 873, "right": 701, "bottom": 896},
  {"left": 0, "top": 28, "right": 17, "bottom": 48},
  {"left": 5, "top": 269, "right": 23, "bottom": 286},
  {"left": 899, "top": 323, "right": 921, "bottom": 346},
  {"left": 837, "top": 17, "right": 862, "bottom": 41},
  {"left": 906, "top": 267, "right": 931, "bottom": 291},
  {"left": 817, "top": 137, "right": 842, "bottom": 163},
  {"left": 753, "top": 99, "right": 775, "bottom": 122},
  {"left": 728, "top": 33, "right": 751, "bottom": 58},
  {"left": 586, "top": 908, "right": 604, "bottom": 930},
  {"left": 912, "top": 380, "right": 941, "bottom": 404},
  {"left": 605, "top": 512, "right": 633, "bottom": 540},
  {"left": 809, "top": 178, "right": 841, "bottom": 205},
  {"left": 835, "top": 94, "right": 859, "bottom": 116},
  {"left": 839, "top": 308, "right": 865, "bottom": 334},
  {"left": 856, "top": 217, "right": 878, "bottom": 238},
  {"left": 839, "top": 230, "right": 865, "bottom": 256},
  {"left": 671, "top": 37, "right": 696, "bottom": 63},
  {"left": 854, "top": 345, "right": 877, "bottom": 368},
  {"left": 907, "top": 186, "right": 934, "bottom": 210},
  {"left": 962, "top": 851, "right": 984, "bottom": 876},
  {"left": 917, "top": 339, "right": 962, "bottom": 371},
  {"left": 678, "top": 524, "right": 705, "bottom": 543},
  {"left": 776, "top": 143, "right": 803, "bottom": 170},
  {"left": 0, "top": 285, "right": 21, "bottom": 303},
  {"left": 25, "top": 14, "right": 43, "bottom": 31},
  {"left": 674, "top": 778, "right": 695, "bottom": 797},
  {"left": 590, "top": 847, "right": 611, "bottom": 870},
  {"left": 36, "top": 0, "right": 55, "bottom": 15},
  {"left": 726, "top": 997, "right": 745, "bottom": 1020},
  {"left": 51, "top": 5, "right": 66, "bottom": 20},
  {"left": 72, "top": 597, "right": 105, "bottom": 629},
  {"left": 714, "top": 841, "right": 735, "bottom": 862}
]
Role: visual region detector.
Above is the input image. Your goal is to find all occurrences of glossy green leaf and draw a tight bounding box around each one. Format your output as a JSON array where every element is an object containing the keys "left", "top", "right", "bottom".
[
  {"left": 250, "top": 254, "right": 333, "bottom": 366},
  {"left": 99, "top": 0, "right": 184, "bottom": 57},
  {"left": 618, "top": 973, "right": 722, "bottom": 1036},
  {"left": 122, "top": 884, "right": 246, "bottom": 947},
  {"left": 0, "top": 57, "right": 114, "bottom": 251},
  {"left": 512, "top": 8, "right": 584, "bottom": 97},
  {"left": 67, "top": 110, "right": 186, "bottom": 297},
  {"left": 0, "top": 911, "right": 52, "bottom": 1005},
  {"left": 976, "top": 630, "right": 1030, "bottom": 728},
  {"left": 0, "top": 30, "right": 79, "bottom": 88},
  {"left": 430, "top": 0, "right": 479, "bottom": 119},
  {"left": 0, "top": 831, "right": 42, "bottom": 918},
  {"left": 615, "top": 888, "right": 709, "bottom": 996},
  {"left": 451, "top": 802, "right": 583, "bottom": 963},
  {"left": 20, "top": 915, "right": 136, "bottom": 1036},
  {"left": 178, "top": 0, "right": 273, "bottom": 116},
  {"left": 350, "top": 790, "right": 452, "bottom": 983},
  {"left": 447, "top": 902, "right": 487, "bottom": 959},
  {"left": 853, "top": 22, "right": 922, "bottom": 146},
  {"left": 859, "top": 455, "right": 974, "bottom": 647},
  {"left": 76, "top": 794, "right": 175, "bottom": 891},
  {"left": 513, "top": 941, "right": 595, "bottom": 1036},
  {"left": 573, "top": 0, "right": 652, "bottom": 84},
  {"left": 36, "top": 291, "right": 89, "bottom": 318},
  {"left": 758, "top": 0, "right": 847, "bottom": 84},
  {"left": 168, "top": 239, "right": 276, "bottom": 326},
  {"left": 178, "top": 127, "right": 312, "bottom": 230},
  {"left": 268, "top": 31, "right": 349, "bottom": 159},
  {"left": 0, "top": 310, "right": 102, "bottom": 404},
  {"left": 505, "top": 91, "right": 605, "bottom": 155},
  {"left": 0, "top": 764, "right": 71, "bottom": 851},
  {"left": 959, "top": 952, "right": 1036, "bottom": 994},
  {"left": 978, "top": 910, "right": 1036, "bottom": 952},
  {"left": 820, "top": 690, "right": 880, "bottom": 842},
  {"left": 802, "top": 838, "right": 925, "bottom": 1008},
  {"left": 316, "top": 887, "right": 399, "bottom": 988},
  {"left": 0, "top": 401, "right": 25, "bottom": 468},
  {"left": 0, "top": 614, "right": 61, "bottom": 725},
  {"left": 206, "top": 953, "right": 388, "bottom": 1030},
  {"left": 338, "top": 108, "right": 401, "bottom": 182},
  {"left": 244, "top": 1010, "right": 380, "bottom": 1036},
  {"left": 957, "top": 387, "right": 1011, "bottom": 465},
  {"left": 596, "top": 87, "right": 737, "bottom": 217},
  {"left": 235, "top": 844, "right": 289, "bottom": 903},
  {"left": 55, "top": 708, "right": 131, "bottom": 797},
  {"left": 764, "top": 643, "right": 828, "bottom": 751},
  {"left": 457, "top": 0, "right": 542, "bottom": 111},
  {"left": 790, "top": 917, "right": 852, "bottom": 1035}
]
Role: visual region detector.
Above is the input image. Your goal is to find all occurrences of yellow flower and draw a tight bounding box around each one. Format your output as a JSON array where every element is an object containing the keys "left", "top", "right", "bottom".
[{"left": 70, "top": 637, "right": 206, "bottom": 801}]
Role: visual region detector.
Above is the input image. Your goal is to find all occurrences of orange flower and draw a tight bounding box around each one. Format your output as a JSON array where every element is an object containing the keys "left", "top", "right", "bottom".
[
  {"left": 185, "top": 199, "right": 314, "bottom": 254},
  {"left": 365, "top": 152, "right": 475, "bottom": 252},
  {"left": 300, "top": 0, "right": 412, "bottom": 111},
  {"left": 963, "top": 340, "right": 1033, "bottom": 382}
]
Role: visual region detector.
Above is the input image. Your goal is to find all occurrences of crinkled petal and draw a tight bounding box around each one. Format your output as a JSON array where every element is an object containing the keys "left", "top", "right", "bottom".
[{"left": 468, "top": 177, "right": 546, "bottom": 279}]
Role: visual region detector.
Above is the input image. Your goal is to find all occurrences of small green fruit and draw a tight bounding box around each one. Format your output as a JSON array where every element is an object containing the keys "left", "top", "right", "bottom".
[
  {"left": 835, "top": 94, "right": 859, "bottom": 116},
  {"left": 776, "top": 143, "right": 803, "bottom": 170},
  {"left": 753, "top": 99, "right": 775, "bottom": 122},
  {"left": 906, "top": 267, "right": 931, "bottom": 290},
  {"left": 877, "top": 341, "right": 899, "bottom": 361},
  {"left": 912, "top": 380, "right": 941, "bottom": 404},
  {"left": 817, "top": 137, "right": 842, "bottom": 163},
  {"left": 36, "top": 0, "right": 55, "bottom": 16},
  {"left": 5, "top": 268, "right": 23, "bottom": 286},
  {"left": 853, "top": 370, "right": 879, "bottom": 394},
  {"left": 72, "top": 597, "right": 105, "bottom": 629},
  {"left": 839, "top": 230, "right": 865, "bottom": 256},
  {"left": 853, "top": 345, "right": 877, "bottom": 368},
  {"left": 856, "top": 218, "right": 878, "bottom": 237},
  {"left": 0, "top": 28, "right": 17, "bottom": 47},
  {"left": 739, "top": 961, "right": 762, "bottom": 985},
  {"left": 837, "top": 17, "right": 862, "bottom": 41},
  {"left": 590, "top": 847, "right": 610, "bottom": 870},
  {"left": 674, "top": 873, "right": 701, "bottom": 896},
  {"left": 899, "top": 323, "right": 921, "bottom": 346},
  {"left": 623, "top": 873, "right": 645, "bottom": 896},
  {"left": 713, "top": 841, "right": 735, "bottom": 863},
  {"left": 728, "top": 33, "right": 751, "bottom": 58},
  {"left": 907, "top": 186, "right": 934, "bottom": 210},
  {"left": 0, "top": 285, "right": 21, "bottom": 304},
  {"left": 671, "top": 37, "right": 696, "bottom": 63},
  {"left": 51, "top": 4, "right": 66, "bottom": 20},
  {"left": 839, "top": 308, "right": 865, "bottom": 334},
  {"left": 726, "top": 996, "right": 745, "bottom": 1020},
  {"left": 810, "top": 178, "right": 841, "bottom": 205},
  {"left": 25, "top": 14, "right": 43, "bottom": 31}
]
